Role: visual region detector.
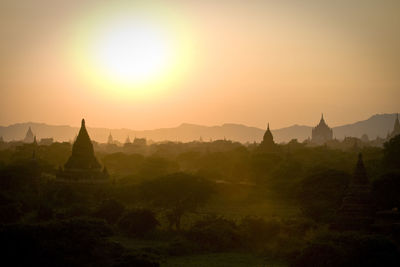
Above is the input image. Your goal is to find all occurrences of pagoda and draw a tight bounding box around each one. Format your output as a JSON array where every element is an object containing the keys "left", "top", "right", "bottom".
[
  {"left": 107, "top": 132, "right": 114, "bottom": 144},
  {"left": 388, "top": 113, "right": 400, "bottom": 140},
  {"left": 24, "top": 127, "right": 35, "bottom": 143},
  {"left": 259, "top": 123, "right": 277, "bottom": 151},
  {"left": 57, "top": 119, "right": 108, "bottom": 181},
  {"left": 332, "top": 153, "right": 373, "bottom": 231},
  {"left": 311, "top": 114, "right": 333, "bottom": 145}
]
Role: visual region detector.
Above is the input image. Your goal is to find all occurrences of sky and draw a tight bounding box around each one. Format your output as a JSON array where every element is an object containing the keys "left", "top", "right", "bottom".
[{"left": 0, "top": 0, "right": 399, "bottom": 130}]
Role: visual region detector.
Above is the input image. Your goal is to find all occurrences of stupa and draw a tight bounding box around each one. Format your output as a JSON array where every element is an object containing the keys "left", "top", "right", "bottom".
[
  {"left": 259, "top": 123, "right": 277, "bottom": 151},
  {"left": 388, "top": 114, "right": 400, "bottom": 140},
  {"left": 24, "top": 127, "right": 35, "bottom": 143},
  {"left": 57, "top": 119, "right": 108, "bottom": 181},
  {"left": 332, "top": 153, "right": 373, "bottom": 231},
  {"left": 311, "top": 114, "right": 333, "bottom": 145}
]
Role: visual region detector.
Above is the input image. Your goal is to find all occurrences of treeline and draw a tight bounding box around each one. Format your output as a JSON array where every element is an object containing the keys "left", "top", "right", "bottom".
[{"left": 0, "top": 136, "right": 399, "bottom": 266}]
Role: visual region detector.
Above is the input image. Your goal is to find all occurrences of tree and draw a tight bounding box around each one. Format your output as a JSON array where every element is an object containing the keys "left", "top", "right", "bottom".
[
  {"left": 117, "top": 209, "right": 159, "bottom": 237},
  {"left": 138, "top": 172, "right": 214, "bottom": 230},
  {"left": 93, "top": 199, "right": 126, "bottom": 224},
  {"left": 373, "top": 172, "right": 400, "bottom": 210},
  {"left": 383, "top": 135, "right": 400, "bottom": 170},
  {"left": 297, "top": 169, "right": 350, "bottom": 222}
]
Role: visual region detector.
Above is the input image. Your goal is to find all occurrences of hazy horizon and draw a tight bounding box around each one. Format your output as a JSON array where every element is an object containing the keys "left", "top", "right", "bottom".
[{"left": 0, "top": 111, "right": 398, "bottom": 130}]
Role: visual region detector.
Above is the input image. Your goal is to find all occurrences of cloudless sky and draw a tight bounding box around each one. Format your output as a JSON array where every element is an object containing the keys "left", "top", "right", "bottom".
[{"left": 0, "top": 0, "right": 399, "bottom": 129}]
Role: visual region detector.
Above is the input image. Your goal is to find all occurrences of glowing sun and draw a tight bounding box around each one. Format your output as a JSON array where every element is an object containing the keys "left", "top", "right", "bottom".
[
  {"left": 68, "top": 7, "right": 195, "bottom": 99},
  {"left": 93, "top": 19, "right": 171, "bottom": 84}
]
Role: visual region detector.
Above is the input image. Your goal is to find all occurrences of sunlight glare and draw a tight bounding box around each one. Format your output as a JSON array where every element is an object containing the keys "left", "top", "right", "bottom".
[{"left": 94, "top": 19, "right": 170, "bottom": 84}]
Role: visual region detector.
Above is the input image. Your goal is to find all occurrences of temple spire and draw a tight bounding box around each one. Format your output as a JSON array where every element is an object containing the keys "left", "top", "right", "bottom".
[
  {"left": 388, "top": 113, "right": 400, "bottom": 139},
  {"left": 353, "top": 153, "right": 368, "bottom": 185},
  {"left": 58, "top": 119, "right": 108, "bottom": 181},
  {"left": 260, "top": 122, "right": 276, "bottom": 151},
  {"left": 64, "top": 118, "right": 101, "bottom": 170},
  {"left": 108, "top": 132, "right": 114, "bottom": 144},
  {"left": 312, "top": 113, "right": 333, "bottom": 144},
  {"left": 24, "top": 126, "right": 34, "bottom": 143}
]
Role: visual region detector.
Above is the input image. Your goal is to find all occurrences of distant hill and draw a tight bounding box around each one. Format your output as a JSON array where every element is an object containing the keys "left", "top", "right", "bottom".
[{"left": 0, "top": 113, "right": 398, "bottom": 144}]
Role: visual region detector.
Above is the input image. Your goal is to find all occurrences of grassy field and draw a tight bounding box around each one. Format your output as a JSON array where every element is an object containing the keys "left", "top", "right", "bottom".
[
  {"left": 162, "top": 253, "right": 287, "bottom": 267},
  {"left": 111, "top": 236, "right": 288, "bottom": 267}
]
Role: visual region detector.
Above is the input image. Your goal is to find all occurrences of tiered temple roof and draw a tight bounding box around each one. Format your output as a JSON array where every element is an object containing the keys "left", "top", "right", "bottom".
[
  {"left": 107, "top": 132, "right": 114, "bottom": 144},
  {"left": 259, "top": 123, "right": 277, "bottom": 151},
  {"left": 388, "top": 113, "right": 400, "bottom": 140},
  {"left": 58, "top": 119, "right": 108, "bottom": 181},
  {"left": 332, "top": 153, "right": 373, "bottom": 231},
  {"left": 24, "top": 127, "right": 35, "bottom": 143},
  {"left": 64, "top": 119, "right": 101, "bottom": 170},
  {"left": 311, "top": 114, "right": 333, "bottom": 144}
]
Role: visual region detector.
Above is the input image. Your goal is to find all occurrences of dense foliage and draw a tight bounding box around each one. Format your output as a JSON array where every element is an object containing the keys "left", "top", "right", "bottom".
[{"left": 0, "top": 136, "right": 399, "bottom": 266}]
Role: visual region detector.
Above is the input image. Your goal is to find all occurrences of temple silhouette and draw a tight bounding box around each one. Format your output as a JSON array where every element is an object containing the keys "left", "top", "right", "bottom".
[
  {"left": 259, "top": 123, "right": 277, "bottom": 151},
  {"left": 311, "top": 114, "right": 333, "bottom": 144},
  {"left": 387, "top": 113, "right": 400, "bottom": 140},
  {"left": 24, "top": 126, "right": 35, "bottom": 143},
  {"left": 332, "top": 153, "right": 373, "bottom": 231},
  {"left": 57, "top": 119, "right": 108, "bottom": 181}
]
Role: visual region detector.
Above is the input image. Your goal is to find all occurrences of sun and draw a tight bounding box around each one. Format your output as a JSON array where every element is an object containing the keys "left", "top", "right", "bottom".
[
  {"left": 67, "top": 6, "right": 195, "bottom": 99},
  {"left": 93, "top": 19, "right": 170, "bottom": 84}
]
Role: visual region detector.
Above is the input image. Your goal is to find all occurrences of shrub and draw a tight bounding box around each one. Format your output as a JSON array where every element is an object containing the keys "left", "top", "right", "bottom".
[
  {"left": 114, "top": 252, "right": 160, "bottom": 267},
  {"left": 240, "top": 217, "right": 281, "bottom": 246},
  {"left": 0, "top": 218, "right": 116, "bottom": 266},
  {"left": 118, "top": 209, "right": 159, "bottom": 237},
  {"left": 297, "top": 169, "right": 350, "bottom": 222},
  {"left": 186, "top": 216, "right": 242, "bottom": 251},
  {"left": 93, "top": 199, "right": 125, "bottom": 224},
  {"left": 291, "top": 232, "right": 400, "bottom": 267},
  {"left": 373, "top": 171, "right": 400, "bottom": 210}
]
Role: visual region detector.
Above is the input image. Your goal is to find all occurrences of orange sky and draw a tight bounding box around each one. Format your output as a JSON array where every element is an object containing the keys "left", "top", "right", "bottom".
[{"left": 1, "top": 0, "right": 399, "bottom": 130}]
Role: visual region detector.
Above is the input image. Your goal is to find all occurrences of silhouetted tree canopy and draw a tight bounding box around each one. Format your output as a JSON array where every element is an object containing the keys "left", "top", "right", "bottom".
[
  {"left": 297, "top": 169, "right": 350, "bottom": 222},
  {"left": 383, "top": 135, "right": 400, "bottom": 170},
  {"left": 138, "top": 172, "right": 215, "bottom": 229}
]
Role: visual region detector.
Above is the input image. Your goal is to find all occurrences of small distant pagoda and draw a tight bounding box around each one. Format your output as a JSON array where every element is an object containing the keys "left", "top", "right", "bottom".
[
  {"left": 311, "top": 114, "right": 333, "bottom": 145},
  {"left": 125, "top": 136, "right": 131, "bottom": 144},
  {"left": 57, "top": 119, "right": 108, "bottom": 182},
  {"left": 387, "top": 113, "right": 400, "bottom": 140},
  {"left": 332, "top": 153, "right": 373, "bottom": 231},
  {"left": 107, "top": 132, "right": 114, "bottom": 144},
  {"left": 24, "top": 127, "right": 35, "bottom": 143},
  {"left": 259, "top": 123, "right": 277, "bottom": 151}
]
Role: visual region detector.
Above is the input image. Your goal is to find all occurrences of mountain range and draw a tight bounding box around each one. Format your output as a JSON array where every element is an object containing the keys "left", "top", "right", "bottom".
[{"left": 0, "top": 113, "right": 398, "bottom": 144}]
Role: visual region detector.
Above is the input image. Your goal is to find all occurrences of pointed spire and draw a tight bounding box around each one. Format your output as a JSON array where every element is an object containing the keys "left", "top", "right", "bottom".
[
  {"left": 108, "top": 132, "right": 114, "bottom": 144},
  {"left": 389, "top": 113, "right": 400, "bottom": 139},
  {"left": 64, "top": 119, "right": 101, "bottom": 170},
  {"left": 320, "top": 113, "right": 325, "bottom": 123},
  {"left": 33, "top": 135, "right": 37, "bottom": 145},
  {"left": 24, "top": 126, "right": 34, "bottom": 143},
  {"left": 353, "top": 153, "right": 368, "bottom": 185},
  {"left": 261, "top": 122, "right": 275, "bottom": 149}
]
